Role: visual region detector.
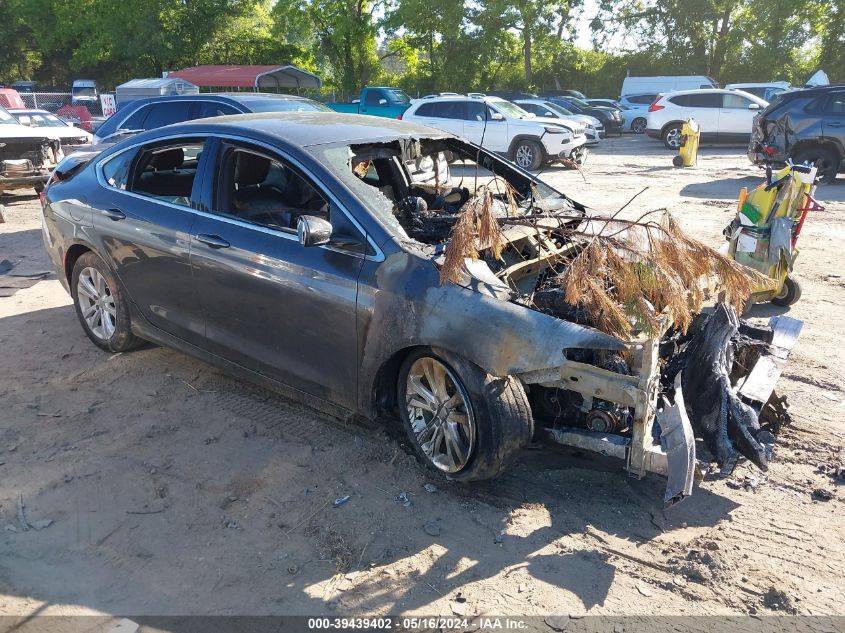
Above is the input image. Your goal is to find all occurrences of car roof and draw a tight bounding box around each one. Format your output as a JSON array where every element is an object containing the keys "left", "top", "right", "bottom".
[
  {"left": 142, "top": 111, "right": 450, "bottom": 147},
  {"left": 9, "top": 108, "right": 53, "bottom": 114},
  {"left": 121, "top": 93, "right": 315, "bottom": 109}
]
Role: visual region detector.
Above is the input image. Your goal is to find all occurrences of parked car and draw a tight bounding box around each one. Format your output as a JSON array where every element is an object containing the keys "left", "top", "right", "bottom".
[
  {"left": 748, "top": 85, "right": 845, "bottom": 183},
  {"left": 544, "top": 89, "right": 588, "bottom": 100},
  {"left": 621, "top": 75, "right": 717, "bottom": 97},
  {"left": 326, "top": 87, "right": 411, "bottom": 118},
  {"left": 93, "top": 93, "right": 331, "bottom": 144},
  {"left": 725, "top": 82, "right": 790, "bottom": 102},
  {"left": 0, "top": 104, "right": 62, "bottom": 193},
  {"left": 10, "top": 108, "right": 93, "bottom": 146},
  {"left": 0, "top": 88, "right": 25, "bottom": 110},
  {"left": 545, "top": 96, "right": 624, "bottom": 135},
  {"left": 585, "top": 99, "right": 649, "bottom": 134},
  {"left": 645, "top": 88, "right": 768, "bottom": 149},
  {"left": 616, "top": 93, "right": 659, "bottom": 110},
  {"left": 513, "top": 98, "right": 605, "bottom": 144},
  {"left": 40, "top": 112, "right": 797, "bottom": 501},
  {"left": 402, "top": 95, "right": 586, "bottom": 170},
  {"left": 71, "top": 79, "right": 98, "bottom": 107}
]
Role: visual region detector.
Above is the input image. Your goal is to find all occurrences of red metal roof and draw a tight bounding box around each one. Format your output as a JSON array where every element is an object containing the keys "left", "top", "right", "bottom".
[{"left": 167, "top": 65, "right": 321, "bottom": 89}]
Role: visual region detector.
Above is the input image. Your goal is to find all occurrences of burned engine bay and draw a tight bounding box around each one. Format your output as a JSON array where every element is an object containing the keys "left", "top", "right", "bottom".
[{"left": 346, "top": 136, "right": 800, "bottom": 501}]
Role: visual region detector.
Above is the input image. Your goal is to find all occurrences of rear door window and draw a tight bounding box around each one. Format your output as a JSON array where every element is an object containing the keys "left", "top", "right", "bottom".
[
  {"left": 193, "top": 101, "right": 240, "bottom": 119},
  {"left": 125, "top": 140, "right": 207, "bottom": 207},
  {"left": 430, "top": 101, "right": 466, "bottom": 119},
  {"left": 141, "top": 102, "right": 193, "bottom": 130},
  {"left": 686, "top": 93, "right": 722, "bottom": 108}
]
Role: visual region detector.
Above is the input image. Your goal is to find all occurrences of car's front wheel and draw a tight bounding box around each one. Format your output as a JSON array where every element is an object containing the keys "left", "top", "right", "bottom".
[
  {"left": 397, "top": 348, "right": 533, "bottom": 481},
  {"left": 71, "top": 252, "right": 144, "bottom": 352},
  {"left": 631, "top": 117, "right": 647, "bottom": 134},
  {"left": 512, "top": 140, "right": 544, "bottom": 171},
  {"left": 662, "top": 124, "right": 683, "bottom": 150}
]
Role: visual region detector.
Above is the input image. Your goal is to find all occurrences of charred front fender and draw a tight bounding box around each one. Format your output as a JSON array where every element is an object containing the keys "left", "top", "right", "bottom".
[{"left": 357, "top": 250, "right": 624, "bottom": 415}]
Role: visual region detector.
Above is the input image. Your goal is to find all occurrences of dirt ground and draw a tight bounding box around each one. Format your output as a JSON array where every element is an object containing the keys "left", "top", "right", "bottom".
[{"left": 0, "top": 135, "right": 843, "bottom": 619}]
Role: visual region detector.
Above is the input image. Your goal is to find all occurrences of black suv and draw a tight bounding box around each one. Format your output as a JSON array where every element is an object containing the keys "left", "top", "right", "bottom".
[
  {"left": 93, "top": 93, "right": 330, "bottom": 144},
  {"left": 749, "top": 85, "right": 845, "bottom": 183}
]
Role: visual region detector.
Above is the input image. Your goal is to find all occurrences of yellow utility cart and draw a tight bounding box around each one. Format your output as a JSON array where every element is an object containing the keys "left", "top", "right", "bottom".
[
  {"left": 725, "top": 162, "right": 824, "bottom": 306},
  {"left": 672, "top": 118, "right": 700, "bottom": 167}
]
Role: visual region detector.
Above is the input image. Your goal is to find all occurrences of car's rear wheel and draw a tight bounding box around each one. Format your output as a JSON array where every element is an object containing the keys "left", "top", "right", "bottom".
[
  {"left": 512, "top": 140, "right": 544, "bottom": 171},
  {"left": 397, "top": 348, "right": 533, "bottom": 481},
  {"left": 792, "top": 146, "right": 839, "bottom": 184},
  {"left": 662, "top": 124, "right": 683, "bottom": 150},
  {"left": 631, "top": 117, "right": 647, "bottom": 134},
  {"left": 71, "top": 252, "right": 144, "bottom": 352}
]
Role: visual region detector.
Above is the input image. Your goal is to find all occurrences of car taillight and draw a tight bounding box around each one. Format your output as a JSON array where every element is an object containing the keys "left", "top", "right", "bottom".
[
  {"left": 396, "top": 113, "right": 403, "bottom": 120},
  {"left": 648, "top": 102, "right": 664, "bottom": 112},
  {"left": 763, "top": 146, "right": 777, "bottom": 156}
]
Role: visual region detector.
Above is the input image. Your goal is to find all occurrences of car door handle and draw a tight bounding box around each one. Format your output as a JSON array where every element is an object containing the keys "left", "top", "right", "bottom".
[
  {"left": 101, "top": 208, "right": 125, "bottom": 221},
  {"left": 195, "top": 233, "right": 230, "bottom": 249}
]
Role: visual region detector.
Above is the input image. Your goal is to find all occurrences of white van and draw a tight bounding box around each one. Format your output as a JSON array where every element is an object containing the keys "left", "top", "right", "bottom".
[{"left": 620, "top": 75, "right": 717, "bottom": 97}]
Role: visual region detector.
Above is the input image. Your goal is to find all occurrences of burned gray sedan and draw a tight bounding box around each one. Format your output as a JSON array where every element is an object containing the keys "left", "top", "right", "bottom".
[{"left": 42, "top": 112, "right": 800, "bottom": 502}]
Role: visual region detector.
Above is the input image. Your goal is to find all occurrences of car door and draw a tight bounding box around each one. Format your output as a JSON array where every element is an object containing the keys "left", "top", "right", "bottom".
[
  {"left": 720, "top": 93, "right": 758, "bottom": 138},
  {"left": 91, "top": 137, "right": 209, "bottom": 345},
  {"left": 674, "top": 93, "right": 721, "bottom": 135},
  {"left": 188, "top": 138, "right": 366, "bottom": 409},
  {"left": 410, "top": 101, "right": 465, "bottom": 138},
  {"left": 820, "top": 91, "right": 845, "bottom": 138}
]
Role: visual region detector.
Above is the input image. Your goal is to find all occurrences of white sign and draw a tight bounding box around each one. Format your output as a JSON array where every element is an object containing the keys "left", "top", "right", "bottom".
[{"left": 100, "top": 93, "right": 117, "bottom": 117}]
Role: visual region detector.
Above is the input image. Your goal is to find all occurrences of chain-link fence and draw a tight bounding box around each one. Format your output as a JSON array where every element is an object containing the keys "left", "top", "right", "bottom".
[{"left": 18, "top": 92, "right": 105, "bottom": 116}]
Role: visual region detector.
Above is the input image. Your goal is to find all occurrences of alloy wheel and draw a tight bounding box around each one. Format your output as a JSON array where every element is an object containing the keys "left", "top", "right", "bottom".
[
  {"left": 76, "top": 267, "right": 116, "bottom": 341},
  {"left": 632, "top": 118, "right": 647, "bottom": 134},
  {"left": 515, "top": 144, "right": 534, "bottom": 168},
  {"left": 665, "top": 127, "right": 682, "bottom": 149},
  {"left": 405, "top": 357, "right": 475, "bottom": 473}
]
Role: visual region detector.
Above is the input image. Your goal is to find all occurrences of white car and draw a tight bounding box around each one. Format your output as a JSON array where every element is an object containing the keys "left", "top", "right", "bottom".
[
  {"left": 514, "top": 99, "right": 604, "bottom": 144},
  {"left": 645, "top": 89, "right": 769, "bottom": 149},
  {"left": 9, "top": 108, "right": 92, "bottom": 146},
  {"left": 401, "top": 95, "right": 587, "bottom": 170}
]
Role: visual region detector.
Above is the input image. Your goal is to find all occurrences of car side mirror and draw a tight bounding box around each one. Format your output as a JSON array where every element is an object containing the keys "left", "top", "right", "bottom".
[
  {"left": 296, "top": 215, "right": 332, "bottom": 247},
  {"left": 748, "top": 103, "right": 760, "bottom": 110},
  {"left": 490, "top": 112, "right": 505, "bottom": 121},
  {"left": 378, "top": 98, "right": 388, "bottom": 106}
]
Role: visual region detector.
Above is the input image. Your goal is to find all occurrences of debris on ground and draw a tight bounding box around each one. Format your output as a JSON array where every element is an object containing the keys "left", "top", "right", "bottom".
[
  {"left": 726, "top": 474, "right": 763, "bottom": 491},
  {"left": 423, "top": 483, "right": 438, "bottom": 493},
  {"left": 763, "top": 586, "right": 798, "bottom": 613},
  {"left": 811, "top": 488, "right": 833, "bottom": 502},
  {"left": 423, "top": 521, "right": 441, "bottom": 537},
  {"left": 333, "top": 495, "right": 351, "bottom": 507},
  {"left": 395, "top": 491, "right": 412, "bottom": 507}
]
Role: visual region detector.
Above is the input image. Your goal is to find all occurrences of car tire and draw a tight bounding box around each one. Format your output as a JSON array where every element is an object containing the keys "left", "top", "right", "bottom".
[
  {"left": 397, "top": 348, "right": 534, "bottom": 482},
  {"left": 631, "top": 117, "right": 647, "bottom": 134},
  {"left": 71, "top": 251, "right": 144, "bottom": 352},
  {"left": 512, "top": 140, "right": 544, "bottom": 171},
  {"left": 662, "top": 124, "right": 683, "bottom": 150},
  {"left": 792, "top": 147, "right": 839, "bottom": 184},
  {"left": 771, "top": 275, "right": 802, "bottom": 307}
]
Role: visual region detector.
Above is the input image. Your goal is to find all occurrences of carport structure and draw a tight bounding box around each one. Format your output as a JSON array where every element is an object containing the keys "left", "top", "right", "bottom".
[{"left": 167, "top": 65, "right": 322, "bottom": 92}]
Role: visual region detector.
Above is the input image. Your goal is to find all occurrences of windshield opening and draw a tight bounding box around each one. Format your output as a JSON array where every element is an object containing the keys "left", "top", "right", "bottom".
[
  {"left": 542, "top": 101, "right": 574, "bottom": 117},
  {"left": 490, "top": 100, "right": 531, "bottom": 119},
  {"left": 0, "top": 107, "right": 17, "bottom": 125},
  {"left": 73, "top": 88, "right": 97, "bottom": 97},
  {"left": 242, "top": 98, "right": 331, "bottom": 113},
  {"left": 318, "top": 136, "right": 572, "bottom": 245},
  {"left": 387, "top": 89, "right": 411, "bottom": 104}
]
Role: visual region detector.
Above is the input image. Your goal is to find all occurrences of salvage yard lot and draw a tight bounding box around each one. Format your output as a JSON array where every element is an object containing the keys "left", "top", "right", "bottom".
[{"left": 1, "top": 134, "right": 843, "bottom": 617}]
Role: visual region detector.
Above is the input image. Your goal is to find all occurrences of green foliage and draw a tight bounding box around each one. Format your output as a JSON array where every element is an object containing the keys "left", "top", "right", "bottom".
[{"left": 0, "top": 0, "right": 840, "bottom": 96}]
